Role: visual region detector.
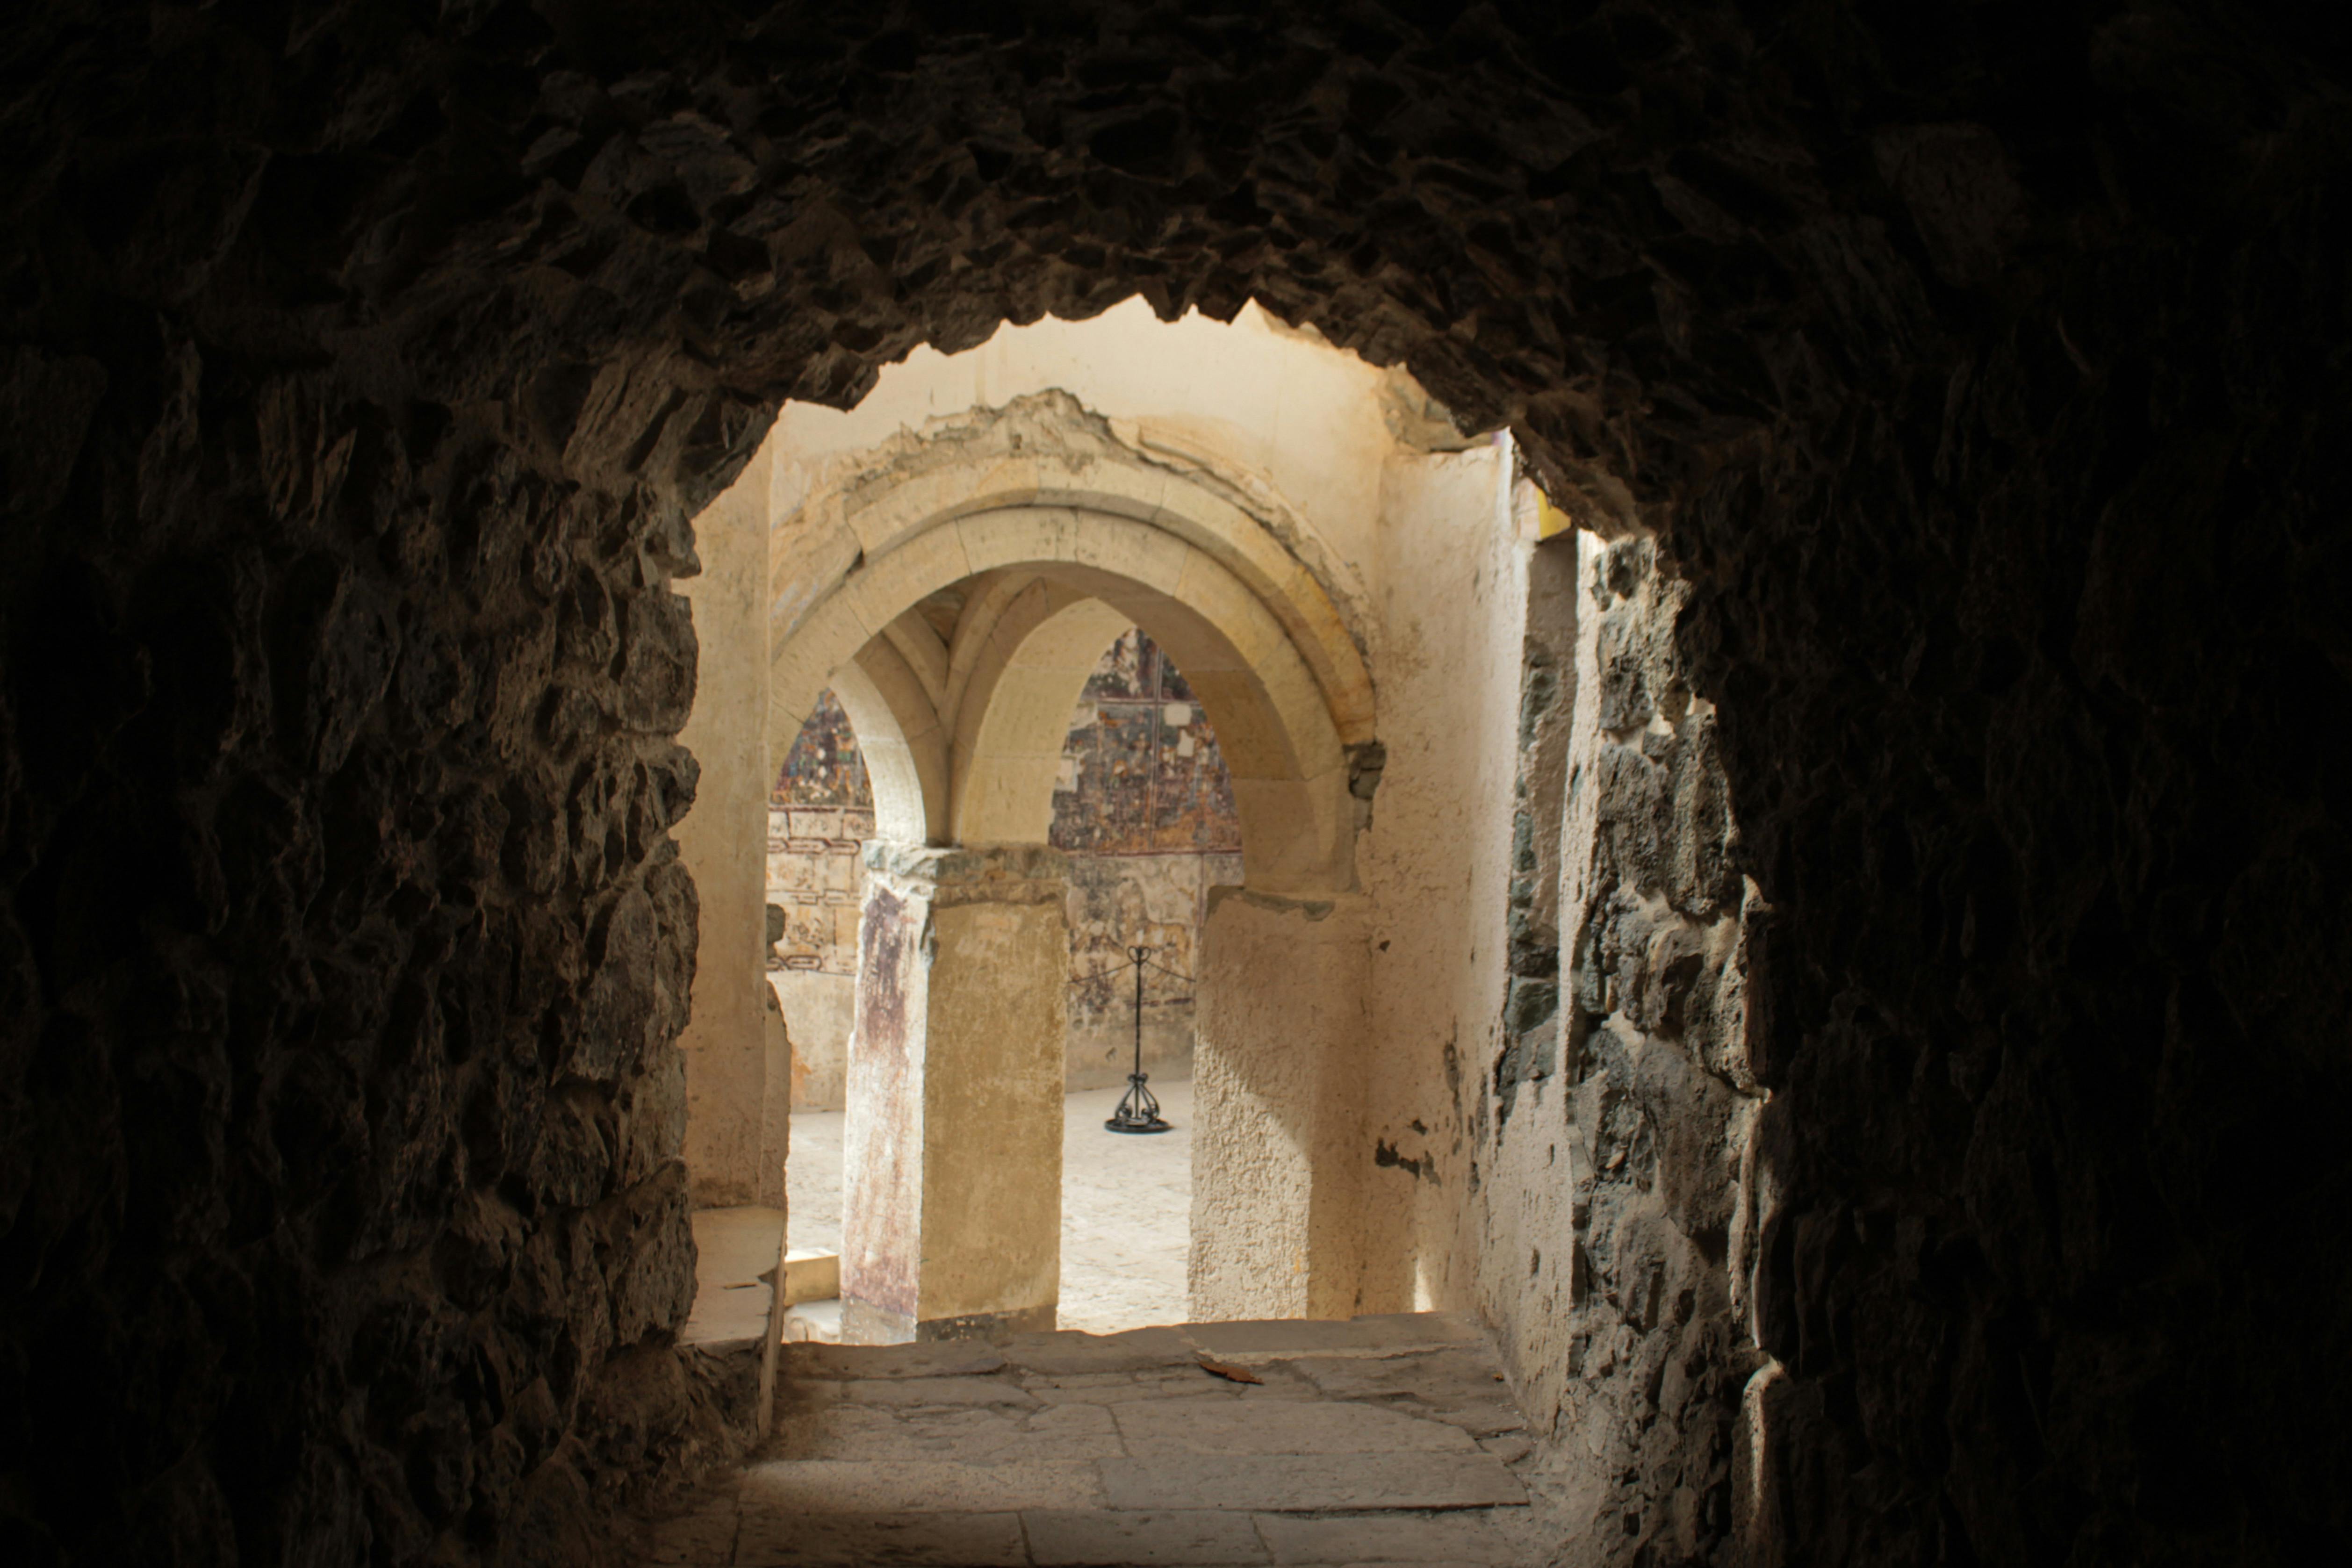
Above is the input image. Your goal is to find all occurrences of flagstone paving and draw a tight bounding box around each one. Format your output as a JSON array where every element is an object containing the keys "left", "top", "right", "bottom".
[{"left": 637, "top": 1312, "right": 1557, "bottom": 1567}]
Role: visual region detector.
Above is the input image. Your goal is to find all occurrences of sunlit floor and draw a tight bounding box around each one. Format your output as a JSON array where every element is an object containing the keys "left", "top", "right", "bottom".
[{"left": 786, "top": 1078, "right": 1194, "bottom": 1335}]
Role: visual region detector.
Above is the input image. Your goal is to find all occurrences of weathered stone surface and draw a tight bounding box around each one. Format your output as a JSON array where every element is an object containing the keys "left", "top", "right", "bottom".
[
  {"left": 1251, "top": 1510, "right": 1516, "bottom": 1566},
  {"left": 656, "top": 1315, "right": 1542, "bottom": 1561},
  {"left": 3, "top": 5, "right": 2346, "bottom": 1566},
  {"left": 1097, "top": 1452, "right": 1526, "bottom": 1514},
  {"left": 1024, "top": 1509, "right": 1268, "bottom": 1567},
  {"left": 733, "top": 1510, "right": 1029, "bottom": 1568},
  {"left": 841, "top": 843, "right": 1069, "bottom": 1343},
  {"left": 1108, "top": 1394, "right": 1479, "bottom": 1457},
  {"left": 737, "top": 1458, "right": 1107, "bottom": 1515}
]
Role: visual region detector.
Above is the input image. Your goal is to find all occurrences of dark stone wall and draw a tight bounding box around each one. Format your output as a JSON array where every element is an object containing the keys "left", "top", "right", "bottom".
[{"left": 2, "top": 2, "right": 2344, "bottom": 1564}]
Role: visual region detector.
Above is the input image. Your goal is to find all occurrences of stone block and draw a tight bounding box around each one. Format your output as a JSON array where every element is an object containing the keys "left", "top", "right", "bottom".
[
  {"left": 781, "top": 1341, "right": 1009, "bottom": 1380},
  {"left": 679, "top": 1206, "right": 787, "bottom": 1424},
  {"left": 1286, "top": 1347, "right": 1525, "bottom": 1437},
  {"left": 1185, "top": 1314, "right": 1486, "bottom": 1358},
  {"left": 1001, "top": 1325, "right": 1202, "bottom": 1376},
  {"left": 769, "top": 1403, "right": 1103, "bottom": 1465},
  {"left": 641, "top": 1499, "right": 741, "bottom": 1566},
  {"left": 783, "top": 1248, "right": 840, "bottom": 1306},
  {"left": 840, "top": 1375, "right": 1042, "bottom": 1410}
]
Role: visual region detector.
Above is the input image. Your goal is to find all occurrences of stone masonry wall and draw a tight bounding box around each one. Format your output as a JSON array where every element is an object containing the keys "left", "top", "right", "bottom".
[
  {"left": 6, "top": 5, "right": 2348, "bottom": 1566},
  {"left": 1496, "top": 533, "right": 1769, "bottom": 1558},
  {"left": 0, "top": 353, "right": 729, "bottom": 1560}
]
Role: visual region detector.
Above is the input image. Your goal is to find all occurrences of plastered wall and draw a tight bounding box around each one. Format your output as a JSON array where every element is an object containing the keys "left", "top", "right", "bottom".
[
  {"left": 1353, "top": 444, "right": 1542, "bottom": 1320},
  {"left": 764, "top": 297, "right": 1398, "bottom": 628},
  {"left": 673, "top": 447, "right": 784, "bottom": 1208}
]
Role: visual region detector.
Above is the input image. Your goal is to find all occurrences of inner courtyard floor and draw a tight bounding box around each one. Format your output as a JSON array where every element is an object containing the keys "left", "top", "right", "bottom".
[
  {"left": 788, "top": 1080, "right": 1195, "bottom": 1337},
  {"left": 638, "top": 1312, "right": 1552, "bottom": 1567}
]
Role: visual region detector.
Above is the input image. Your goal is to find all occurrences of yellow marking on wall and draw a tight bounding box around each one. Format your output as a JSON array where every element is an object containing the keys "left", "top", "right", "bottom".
[{"left": 1535, "top": 490, "right": 1575, "bottom": 541}]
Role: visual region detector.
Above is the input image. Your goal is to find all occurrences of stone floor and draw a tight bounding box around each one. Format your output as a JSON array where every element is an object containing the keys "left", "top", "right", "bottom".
[
  {"left": 637, "top": 1312, "right": 1554, "bottom": 1567},
  {"left": 788, "top": 1080, "right": 1194, "bottom": 1336}
]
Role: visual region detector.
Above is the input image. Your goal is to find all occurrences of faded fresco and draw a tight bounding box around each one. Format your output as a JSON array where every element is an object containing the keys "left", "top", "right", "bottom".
[
  {"left": 1053, "top": 629, "right": 1242, "bottom": 854},
  {"left": 769, "top": 687, "right": 876, "bottom": 979},
  {"left": 768, "top": 633, "right": 1245, "bottom": 1104},
  {"left": 774, "top": 687, "right": 873, "bottom": 808},
  {"left": 767, "top": 801, "right": 871, "bottom": 977},
  {"left": 1053, "top": 630, "right": 1241, "bottom": 1083}
]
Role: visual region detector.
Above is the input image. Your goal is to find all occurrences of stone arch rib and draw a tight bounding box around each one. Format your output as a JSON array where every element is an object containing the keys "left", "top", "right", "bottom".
[
  {"left": 768, "top": 396, "right": 1376, "bottom": 748},
  {"left": 770, "top": 437, "right": 1370, "bottom": 890}
]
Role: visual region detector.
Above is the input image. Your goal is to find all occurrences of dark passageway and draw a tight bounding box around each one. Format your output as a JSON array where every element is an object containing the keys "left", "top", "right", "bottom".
[{"left": 3, "top": 3, "right": 2348, "bottom": 1565}]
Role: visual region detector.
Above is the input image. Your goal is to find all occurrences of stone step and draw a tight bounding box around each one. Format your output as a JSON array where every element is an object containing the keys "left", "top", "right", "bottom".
[
  {"left": 781, "top": 1250, "right": 840, "bottom": 1307},
  {"left": 640, "top": 1312, "right": 1546, "bottom": 1566},
  {"left": 681, "top": 1207, "right": 791, "bottom": 1437}
]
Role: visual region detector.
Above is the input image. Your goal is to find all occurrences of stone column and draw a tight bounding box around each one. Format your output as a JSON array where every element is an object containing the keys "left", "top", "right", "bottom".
[
  {"left": 1189, "top": 887, "right": 1373, "bottom": 1321},
  {"left": 841, "top": 842, "right": 1070, "bottom": 1343}
]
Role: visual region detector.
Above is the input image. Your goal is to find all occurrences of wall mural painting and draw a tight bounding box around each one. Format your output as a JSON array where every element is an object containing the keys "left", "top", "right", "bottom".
[
  {"left": 770, "top": 687, "right": 873, "bottom": 976},
  {"left": 1054, "top": 630, "right": 1242, "bottom": 1046},
  {"left": 1053, "top": 629, "right": 1242, "bottom": 856},
  {"left": 765, "top": 639, "right": 1244, "bottom": 1088},
  {"left": 774, "top": 687, "right": 873, "bottom": 808}
]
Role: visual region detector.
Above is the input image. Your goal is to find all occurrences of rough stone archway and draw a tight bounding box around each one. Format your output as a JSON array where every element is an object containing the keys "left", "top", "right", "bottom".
[{"left": 6, "top": 6, "right": 2348, "bottom": 1568}]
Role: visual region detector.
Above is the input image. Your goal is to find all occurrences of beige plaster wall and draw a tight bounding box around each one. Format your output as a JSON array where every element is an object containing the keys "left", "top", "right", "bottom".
[
  {"left": 1459, "top": 528, "right": 1594, "bottom": 1426},
  {"left": 675, "top": 446, "right": 784, "bottom": 1208},
  {"left": 1339, "top": 443, "right": 1537, "bottom": 1324},
  {"left": 762, "top": 298, "right": 1396, "bottom": 631},
  {"left": 766, "top": 800, "right": 869, "bottom": 1109},
  {"left": 1189, "top": 889, "right": 1372, "bottom": 1321},
  {"left": 769, "top": 969, "right": 853, "bottom": 1109}
]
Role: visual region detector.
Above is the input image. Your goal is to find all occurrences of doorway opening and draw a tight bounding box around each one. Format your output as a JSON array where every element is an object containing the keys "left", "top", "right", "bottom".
[
  {"left": 675, "top": 299, "right": 1527, "bottom": 1360},
  {"left": 767, "top": 622, "right": 1243, "bottom": 1342}
]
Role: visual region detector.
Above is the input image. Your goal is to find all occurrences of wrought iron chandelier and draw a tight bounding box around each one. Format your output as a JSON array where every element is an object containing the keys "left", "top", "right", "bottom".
[{"left": 1105, "top": 944, "right": 1172, "bottom": 1134}]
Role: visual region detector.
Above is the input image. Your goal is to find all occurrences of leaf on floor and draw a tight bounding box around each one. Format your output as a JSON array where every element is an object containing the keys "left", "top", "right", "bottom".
[{"left": 1197, "top": 1356, "right": 1263, "bottom": 1384}]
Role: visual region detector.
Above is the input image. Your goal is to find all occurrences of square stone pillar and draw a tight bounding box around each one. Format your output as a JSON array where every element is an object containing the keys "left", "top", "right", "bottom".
[
  {"left": 841, "top": 842, "right": 1070, "bottom": 1343},
  {"left": 1189, "top": 887, "right": 1373, "bottom": 1321}
]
